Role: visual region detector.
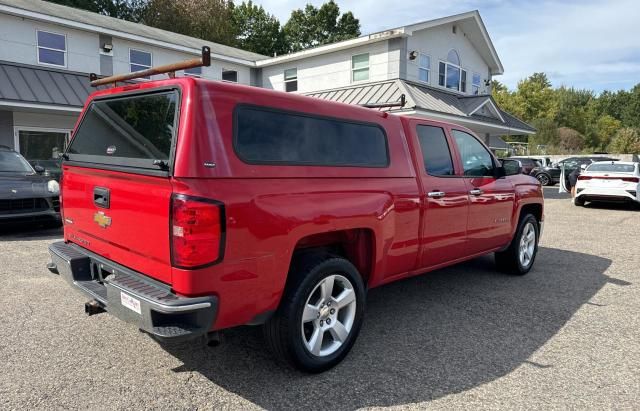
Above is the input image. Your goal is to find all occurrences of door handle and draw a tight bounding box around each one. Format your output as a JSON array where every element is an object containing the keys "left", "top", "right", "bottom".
[
  {"left": 469, "top": 188, "right": 483, "bottom": 196},
  {"left": 93, "top": 187, "right": 110, "bottom": 209},
  {"left": 427, "top": 191, "right": 446, "bottom": 198}
]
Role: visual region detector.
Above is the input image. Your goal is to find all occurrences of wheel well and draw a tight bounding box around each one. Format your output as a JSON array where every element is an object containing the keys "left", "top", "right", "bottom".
[
  {"left": 520, "top": 203, "right": 542, "bottom": 223},
  {"left": 291, "top": 229, "right": 375, "bottom": 285}
]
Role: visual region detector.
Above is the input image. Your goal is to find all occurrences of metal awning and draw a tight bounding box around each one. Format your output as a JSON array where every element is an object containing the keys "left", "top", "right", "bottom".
[
  {"left": 306, "top": 79, "right": 536, "bottom": 135},
  {"left": 0, "top": 61, "right": 95, "bottom": 112}
]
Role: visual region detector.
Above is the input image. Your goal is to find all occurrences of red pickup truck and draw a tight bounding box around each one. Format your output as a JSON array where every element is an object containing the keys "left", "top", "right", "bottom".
[{"left": 48, "top": 77, "right": 543, "bottom": 372}]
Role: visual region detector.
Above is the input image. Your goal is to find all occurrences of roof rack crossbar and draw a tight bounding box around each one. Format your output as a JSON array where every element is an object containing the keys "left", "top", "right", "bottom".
[
  {"left": 89, "top": 46, "right": 211, "bottom": 87},
  {"left": 361, "top": 94, "right": 406, "bottom": 109}
]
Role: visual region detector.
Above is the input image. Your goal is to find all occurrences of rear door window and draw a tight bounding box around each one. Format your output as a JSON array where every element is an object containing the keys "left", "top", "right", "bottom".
[
  {"left": 234, "top": 105, "right": 388, "bottom": 167},
  {"left": 67, "top": 90, "right": 179, "bottom": 170},
  {"left": 416, "top": 125, "right": 454, "bottom": 176}
]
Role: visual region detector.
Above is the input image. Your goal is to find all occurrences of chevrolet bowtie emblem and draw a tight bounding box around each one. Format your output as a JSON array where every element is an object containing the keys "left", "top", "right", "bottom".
[{"left": 93, "top": 211, "right": 112, "bottom": 228}]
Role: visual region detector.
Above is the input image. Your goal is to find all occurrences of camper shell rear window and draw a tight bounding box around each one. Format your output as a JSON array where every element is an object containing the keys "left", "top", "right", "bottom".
[{"left": 66, "top": 89, "right": 179, "bottom": 171}]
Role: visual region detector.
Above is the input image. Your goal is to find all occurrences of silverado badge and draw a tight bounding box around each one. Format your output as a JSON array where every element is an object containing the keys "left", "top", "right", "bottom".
[{"left": 93, "top": 211, "right": 112, "bottom": 228}]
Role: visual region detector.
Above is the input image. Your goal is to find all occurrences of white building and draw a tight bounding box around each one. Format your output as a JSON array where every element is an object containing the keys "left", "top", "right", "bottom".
[{"left": 0, "top": 0, "right": 532, "bottom": 170}]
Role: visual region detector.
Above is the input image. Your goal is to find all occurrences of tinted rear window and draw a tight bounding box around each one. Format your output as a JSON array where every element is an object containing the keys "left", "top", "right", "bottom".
[
  {"left": 234, "top": 105, "right": 389, "bottom": 167},
  {"left": 587, "top": 163, "right": 635, "bottom": 173},
  {"left": 67, "top": 90, "right": 178, "bottom": 168},
  {"left": 416, "top": 125, "right": 454, "bottom": 176}
]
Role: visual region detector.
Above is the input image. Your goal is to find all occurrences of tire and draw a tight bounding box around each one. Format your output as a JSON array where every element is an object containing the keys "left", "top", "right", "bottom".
[
  {"left": 574, "top": 197, "right": 585, "bottom": 206},
  {"left": 536, "top": 173, "right": 552, "bottom": 186},
  {"left": 495, "top": 214, "right": 540, "bottom": 275},
  {"left": 263, "top": 253, "right": 366, "bottom": 373}
]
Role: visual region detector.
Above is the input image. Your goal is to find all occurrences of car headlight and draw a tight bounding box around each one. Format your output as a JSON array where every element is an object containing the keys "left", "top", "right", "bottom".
[{"left": 47, "top": 180, "right": 60, "bottom": 194}]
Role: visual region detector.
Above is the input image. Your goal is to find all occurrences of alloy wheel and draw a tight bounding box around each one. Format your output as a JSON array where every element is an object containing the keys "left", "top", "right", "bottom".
[
  {"left": 300, "top": 274, "right": 357, "bottom": 357},
  {"left": 518, "top": 222, "right": 536, "bottom": 268}
]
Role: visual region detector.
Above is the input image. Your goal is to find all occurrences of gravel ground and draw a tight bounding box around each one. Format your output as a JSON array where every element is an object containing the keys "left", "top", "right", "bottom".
[{"left": 0, "top": 196, "right": 638, "bottom": 410}]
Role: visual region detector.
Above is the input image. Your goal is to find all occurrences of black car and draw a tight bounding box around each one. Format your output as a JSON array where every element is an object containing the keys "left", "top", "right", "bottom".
[
  {"left": 531, "top": 156, "right": 618, "bottom": 186},
  {"left": 0, "top": 146, "right": 61, "bottom": 225}
]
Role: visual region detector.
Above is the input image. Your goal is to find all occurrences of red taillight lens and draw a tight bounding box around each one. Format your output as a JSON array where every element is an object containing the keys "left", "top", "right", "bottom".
[
  {"left": 621, "top": 177, "right": 640, "bottom": 183},
  {"left": 171, "top": 195, "right": 224, "bottom": 268},
  {"left": 577, "top": 175, "right": 592, "bottom": 180}
]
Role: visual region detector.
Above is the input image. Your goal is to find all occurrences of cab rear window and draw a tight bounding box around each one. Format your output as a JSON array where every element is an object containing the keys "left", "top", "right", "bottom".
[
  {"left": 67, "top": 90, "right": 178, "bottom": 169},
  {"left": 234, "top": 105, "right": 389, "bottom": 167}
]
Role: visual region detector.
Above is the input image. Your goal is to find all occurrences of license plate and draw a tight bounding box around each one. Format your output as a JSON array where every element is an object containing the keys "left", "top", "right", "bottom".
[{"left": 120, "top": 292, "right": 141, "bottom": 314}]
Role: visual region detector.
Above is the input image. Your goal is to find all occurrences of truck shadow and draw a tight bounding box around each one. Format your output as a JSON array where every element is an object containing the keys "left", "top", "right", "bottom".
[{"left": 164, "top": 247, "right": 618, "bottom": 409}]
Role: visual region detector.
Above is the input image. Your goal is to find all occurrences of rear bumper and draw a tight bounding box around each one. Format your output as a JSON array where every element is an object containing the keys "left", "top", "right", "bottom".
[
  {"left": 576, "top": 187, "right": 638, "bottom": 203},
  {"left": 48, "top": 241, "right": 217, "bottom": 342}
]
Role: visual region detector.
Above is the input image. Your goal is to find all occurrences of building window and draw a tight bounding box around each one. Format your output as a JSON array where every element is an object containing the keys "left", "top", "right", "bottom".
[
  {"left": 284, "top": 68, "right": 298, "bottom": 92},
  {"left": 37, "top": 30, "right": 66, "bottom": 67},
  {"left": 472, "top": 73, "right": 482, "bottom": 95},
  {"left": 130, "top": 49, "right": 152, "bottom": 79},
  {"left": 14, "top": 128, "right": 70, "bottom": 177},
  {"left": 418, "top": 54, "right": 430, "bottom": 83},
  {"left": 351, "top": 53, "right": 369, "bottom": 82},
  {"left": 184, "top": 66, "right": 202, "bottom": 77},
  {"left": 461, "top": 70, "right": 467, "bottom": 93},
  {"left": 222, "top": 69, "right": 238, "bottom": 82},
  {"left": 438, "top": 49, "right": 467, "bottom": 92}
]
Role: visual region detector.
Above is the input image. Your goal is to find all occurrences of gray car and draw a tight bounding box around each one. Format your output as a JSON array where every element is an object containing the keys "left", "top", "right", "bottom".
[{"left": 0, "top": 146, "right": 61, "bottom": 225}]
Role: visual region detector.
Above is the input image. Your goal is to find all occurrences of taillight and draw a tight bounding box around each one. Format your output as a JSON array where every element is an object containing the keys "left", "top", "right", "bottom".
[
  {"left": 171, "top": 194, "right": 225, "bottom": 269},
  {"left": 621, "top": 177, "right": 640, "bottom": 183},
  {"left": 578, "top": 175, "right": 592, "bottom": 180}
]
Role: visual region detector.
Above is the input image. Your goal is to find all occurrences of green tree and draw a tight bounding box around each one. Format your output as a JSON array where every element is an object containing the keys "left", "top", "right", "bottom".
[
  {"left": 491, "top": 80, "right": 521, "bottom": 118},
  {"left": 283, "top": 1, "right": 360, "bottom": 52},
  {"left": 513, "top": 72, "right": 558, "bottom": 123},
  {"left": 592, "top": 115, "right": 622, "bottom": 150},
  {"left": 233, "top": 1, "right": 286, "bottom": 56},
  {"left": 529, "top": 118, "right": 559, "bottom": 153},
  {"left": 608, "top": 128, "right": 640, "bottom": 154},
  {"left": 620, "top": 85, "right": 640, "bottom": 128},
  {"left": 143, "top": 0, "right": 237, "bottom": 46},
  {"left": 45, "top": 0, "right": 147, "bottom": 22},
  {"left": 557, "top": 127, "right": 585, "bottom": 153}
]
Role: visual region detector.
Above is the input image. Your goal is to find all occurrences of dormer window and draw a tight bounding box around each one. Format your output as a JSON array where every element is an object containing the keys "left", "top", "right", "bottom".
[{"left": 438, "top": 49, "right": 467, "bottom": 93}]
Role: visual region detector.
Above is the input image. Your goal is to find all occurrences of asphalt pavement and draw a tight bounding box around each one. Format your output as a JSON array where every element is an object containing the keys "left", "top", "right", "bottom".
[{"left": 1, "top": 197, "right": 638, "bottom": 410}]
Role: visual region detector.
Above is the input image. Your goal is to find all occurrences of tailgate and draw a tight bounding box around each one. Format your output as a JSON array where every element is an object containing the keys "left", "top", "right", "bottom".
[
  {"left": 62, "top": 165, "right": 173, "bottom": 283},
  {"left": 62, "top": 88, "right": 180, "bottom": 284}
]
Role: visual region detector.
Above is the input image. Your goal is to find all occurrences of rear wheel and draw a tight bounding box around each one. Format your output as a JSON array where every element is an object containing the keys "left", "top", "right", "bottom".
[
  {"left": 495, "top": 214, "right": 539, "bottom": 275},
  {"left": 536, "top": 173, "right": 552, "bottom": 186},
  {"left": 263, "top": 253, "right": 365, "bottom": 372},
  {"left": 574, "top": 196, "right": 585, "bottom": 206}
]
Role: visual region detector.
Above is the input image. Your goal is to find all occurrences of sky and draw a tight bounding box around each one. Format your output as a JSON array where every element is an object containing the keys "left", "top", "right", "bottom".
[{"left": 253, "top": 0, "right": 640, "bottom": 93}]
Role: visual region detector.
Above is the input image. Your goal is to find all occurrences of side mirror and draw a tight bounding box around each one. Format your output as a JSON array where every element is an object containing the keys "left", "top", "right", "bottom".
[
  {"left": 499, "top": 159, "right": 522, "bottom": 176},
  {"left": 34, "top": 165, "right": 45, "bottom": 174}
]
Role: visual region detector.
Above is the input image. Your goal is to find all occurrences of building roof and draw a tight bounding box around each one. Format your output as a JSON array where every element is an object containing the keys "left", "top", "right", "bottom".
[
  {"left": 305, "top": 79, "right": 535, "bottom": 134},
  {"left": 256, "top": 10, "right": 503, "bottom": 74},
  {"left": 0, "top": 61, "right": 95, "bottom": 110},
  {"left": 0, "top": 0, "right": 267, "bottom": 65}
]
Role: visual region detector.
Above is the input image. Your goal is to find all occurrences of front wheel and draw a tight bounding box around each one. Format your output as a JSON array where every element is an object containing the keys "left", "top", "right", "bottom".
[
  {"left": 263, "top": 254, "right": 365, "bottom": 372},
  {"left": 495, "top": 214, "right": 540, "bottom": 275}
]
